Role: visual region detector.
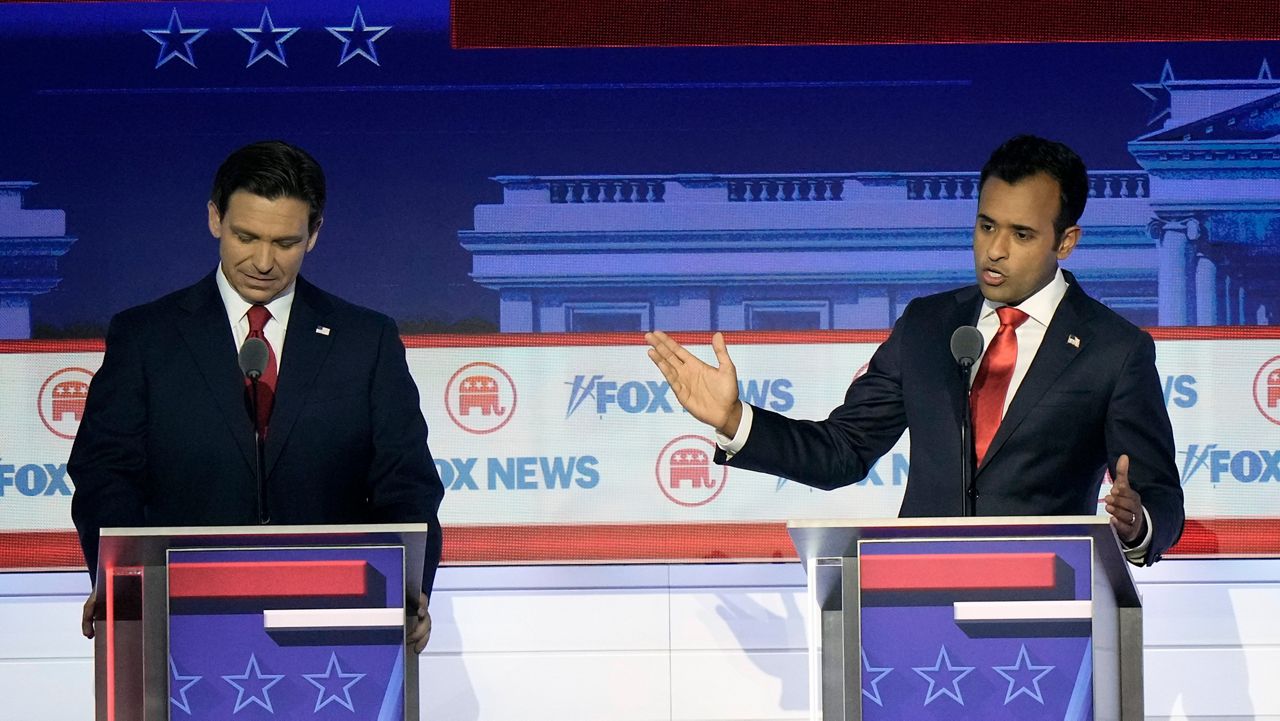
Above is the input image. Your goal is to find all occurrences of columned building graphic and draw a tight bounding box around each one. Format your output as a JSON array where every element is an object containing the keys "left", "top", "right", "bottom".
[
  {"left": 462, "top": 66, "right": 1279, "bottom": 332},
  {"left": 0, "top": 182, "right": 75, "bottom": 339}
]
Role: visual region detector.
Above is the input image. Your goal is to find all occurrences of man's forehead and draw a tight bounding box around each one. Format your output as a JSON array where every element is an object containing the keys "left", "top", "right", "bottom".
[{"left": 977, "top": 174, "right": 1061, "bottom": 222}]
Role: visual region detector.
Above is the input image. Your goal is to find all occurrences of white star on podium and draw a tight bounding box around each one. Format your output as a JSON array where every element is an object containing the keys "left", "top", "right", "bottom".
[
  {"left": 303, "top": 652, "right": 366, "bottom": 712},
  {"left": 993, "top": 644, "right": 1054, "bottom": 704},
  {"left": 168, "top": 656, "right": 201, "bottom": 715},
  {"left": 222, "top": 654, "right": 284, "bottom": 713},
  {"left": 912, "top": 645, "right": 974, "bottom": 706}
]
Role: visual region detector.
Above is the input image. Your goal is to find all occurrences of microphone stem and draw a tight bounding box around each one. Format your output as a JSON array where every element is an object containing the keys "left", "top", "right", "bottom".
[
  {"left": 960, "top": 360, "right": 975, "bottom": 517},
  {"left": 247, "top": 374, "right": 269, "bottom": 524}
]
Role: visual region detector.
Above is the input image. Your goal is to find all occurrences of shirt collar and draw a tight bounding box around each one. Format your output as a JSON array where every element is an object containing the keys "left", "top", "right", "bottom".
[
  {"left": 978, "top": 267, "right": 1068, "bottom": 328},
  {"left": 214, "top": 265, "right": 297, "bottom": 329}
]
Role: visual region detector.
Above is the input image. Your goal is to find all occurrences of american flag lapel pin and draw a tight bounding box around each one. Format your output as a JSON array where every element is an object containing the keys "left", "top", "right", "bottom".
[
  {"left": 1067, "top": 334, "right": 1080, "bottom": 348},
  {"left": 316, "top": 325, "right": 331, "bottom": 336}
]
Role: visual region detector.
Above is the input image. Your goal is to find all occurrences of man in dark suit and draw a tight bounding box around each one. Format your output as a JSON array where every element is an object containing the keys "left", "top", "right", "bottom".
[
  {"left": 646, "top": 135, "right": 1184, "bottom": 564},
  {"left": 69, "top": 141, "right": 445, "bottom": 650}
]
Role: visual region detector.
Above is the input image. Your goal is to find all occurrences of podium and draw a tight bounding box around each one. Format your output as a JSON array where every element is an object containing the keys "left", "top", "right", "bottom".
[
  {"left": 788, "top": 516, "right": 1142, "bottom": 721},
  {"left": 93, "top": 523, "right": 428, "bottom": 721}
]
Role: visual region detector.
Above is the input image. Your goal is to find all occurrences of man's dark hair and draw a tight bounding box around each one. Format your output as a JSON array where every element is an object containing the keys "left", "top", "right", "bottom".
[
  {"left": 210, "top": 140, "right": 326, "bottom": 234},
  {"left": 979, "top": 134, "right": 1089, "bottom": 242}
]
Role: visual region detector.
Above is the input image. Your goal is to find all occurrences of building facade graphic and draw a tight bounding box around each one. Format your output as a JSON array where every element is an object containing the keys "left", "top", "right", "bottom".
[
  {"left": 463, "top": 66, "right": 1280, "bottom": 332},
  {"left": 0, "top": 182, "right": 75, "bottom": 339}
]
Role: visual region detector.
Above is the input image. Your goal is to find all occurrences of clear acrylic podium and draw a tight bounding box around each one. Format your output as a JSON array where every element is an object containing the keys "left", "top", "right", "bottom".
[
  {"left": 93, "top": 523, "right": 428, "bottom": 721},
  {"left": 788, "top": 516, "right": 1143, "bottom": 721}
]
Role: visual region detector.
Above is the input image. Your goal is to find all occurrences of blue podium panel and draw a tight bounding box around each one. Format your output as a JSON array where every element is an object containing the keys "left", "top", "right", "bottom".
[
  {"left": 166, "top": 546, "right": 406, "bottom": 720},
  {"left": 858, "top": 537, "right": 1094, "bottom": 721}
]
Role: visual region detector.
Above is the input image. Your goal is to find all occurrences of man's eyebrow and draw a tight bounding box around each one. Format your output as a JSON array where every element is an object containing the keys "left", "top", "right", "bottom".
[
  {"left": 228, "top": 224, "right": 305, "bottom": 242},
  {"left": 975, "top": 214, "right": 1039, "bottom": 235}
]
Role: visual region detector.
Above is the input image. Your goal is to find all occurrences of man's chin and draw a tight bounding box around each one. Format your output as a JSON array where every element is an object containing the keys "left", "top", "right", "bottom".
[{"left": 234, "top": 284, "right": 280, "bottom": 305}]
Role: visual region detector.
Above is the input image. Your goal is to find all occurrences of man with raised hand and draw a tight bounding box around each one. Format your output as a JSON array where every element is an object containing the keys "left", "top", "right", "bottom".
[{"left": 646, "top": 135, "right": 1184, "bottom": 564}]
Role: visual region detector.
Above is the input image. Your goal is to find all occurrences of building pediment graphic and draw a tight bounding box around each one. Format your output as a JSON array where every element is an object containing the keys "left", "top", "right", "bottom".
[{"left": 462, "top": 66, "right": 1279, "bottom": 333}]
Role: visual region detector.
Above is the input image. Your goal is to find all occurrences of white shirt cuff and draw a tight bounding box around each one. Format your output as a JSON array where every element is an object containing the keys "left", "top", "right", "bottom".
[
  {"left": 1122, "top": 507, "right": 1154, "bottom": 565},
  {"left": 715, "top": 403, "right": 755, "bottom": 458}
]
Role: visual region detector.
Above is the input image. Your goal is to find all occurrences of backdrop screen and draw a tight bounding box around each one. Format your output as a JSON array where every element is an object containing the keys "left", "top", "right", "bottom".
[{"left": 0, "top": 1, "right": 1277, "bottom": 569}]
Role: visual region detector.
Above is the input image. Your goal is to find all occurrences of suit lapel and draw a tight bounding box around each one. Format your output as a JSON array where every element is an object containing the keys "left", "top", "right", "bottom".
[
  {"left": 174, "top": 274, "right": 258, "bottom": 474},
  {"left": 264, "top": 277, "right": 335, "bottom": 476},
  {"left": 943, "top": 287, "right": 984, "bottom": 447},
  {"left": 977, "top": 279, "right": 1094, "bottom": 473}
]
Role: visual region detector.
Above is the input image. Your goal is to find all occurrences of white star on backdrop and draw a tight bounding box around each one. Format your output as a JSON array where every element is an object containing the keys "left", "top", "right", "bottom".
[
  {"left": 326, "top": 6, "right": 391, "bottom": 66},
  {"left": 234, "top": 7, "right": 299, "bottom": 67},
  {"left": 143, "top": 8, "right": 208, "bottom": 69}
]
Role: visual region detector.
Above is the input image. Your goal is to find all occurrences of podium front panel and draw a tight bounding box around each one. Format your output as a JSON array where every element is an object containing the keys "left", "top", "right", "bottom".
[
  {"left": 167, "top": 545, "right": 408, "bottom": 719},
  {"left": 858, "top": 537, "right": 1095, "bottom": 720}
]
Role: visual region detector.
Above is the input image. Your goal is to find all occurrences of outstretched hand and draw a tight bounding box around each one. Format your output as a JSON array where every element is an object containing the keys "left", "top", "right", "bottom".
[
  {"left": 645, "top": 331, "right": 743, "bottom": 436},
  {"left": 1104, "top": 454, "right": 1146, "bottom": 545}
]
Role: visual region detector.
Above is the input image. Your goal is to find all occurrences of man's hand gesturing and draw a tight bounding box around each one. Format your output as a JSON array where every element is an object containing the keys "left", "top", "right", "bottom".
[{"left": 645, "top": 331, "right": 743, "bottom": 437}]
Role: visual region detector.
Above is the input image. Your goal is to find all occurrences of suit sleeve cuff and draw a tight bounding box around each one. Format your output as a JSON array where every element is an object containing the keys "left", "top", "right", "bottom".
[
  {"left": 715, "top": 403, "right": 755, "bottom": 459},
  {"left": 1122, "top": 507, "right": 1154, "bottom": 565}
]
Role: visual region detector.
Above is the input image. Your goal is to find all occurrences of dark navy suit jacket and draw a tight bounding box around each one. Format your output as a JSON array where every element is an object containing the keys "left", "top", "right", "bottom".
[
  {"left": 721, "top": 273, "right": 1184, "bottom": 563},
  {"left": 69, "top": 273, "right": 445, "bottom": 592}
]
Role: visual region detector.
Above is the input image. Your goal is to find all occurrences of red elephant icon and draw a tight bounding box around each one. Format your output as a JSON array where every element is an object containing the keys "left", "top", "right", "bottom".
[
  {"left": 458, "top": 375, "right": 506, "bottom": 417},
  {"left": 51, "top": 380, "right": 89, "bottom": 422},
  {"left": 669, "top": 448, "right": 712, "bottom": 489}
]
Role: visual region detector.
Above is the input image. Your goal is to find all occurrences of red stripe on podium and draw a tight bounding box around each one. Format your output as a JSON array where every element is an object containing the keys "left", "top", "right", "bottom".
[
  {"left": 167, "top": 561, "right": 370, "bottom": 599},
  {"left": 4, "top": 519, "right": 1280, "bottom": 570},
  {"left": 861, "top": 553, "right": 1059, "bottom": 591}
]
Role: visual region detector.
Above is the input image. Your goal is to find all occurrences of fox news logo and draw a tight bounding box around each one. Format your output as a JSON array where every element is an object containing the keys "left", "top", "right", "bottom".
[
  {"left": 0, "top": 462, "right": 72, "bottom": 497},
  {"left": 566, "top": 375, "right": 794, "bottom": 418},
  {"left": 435, "top": 455, "right": 599, "bottom": 491},
  {"left": 1181, "top": 444, "right": 1280, "bottom": 485}
]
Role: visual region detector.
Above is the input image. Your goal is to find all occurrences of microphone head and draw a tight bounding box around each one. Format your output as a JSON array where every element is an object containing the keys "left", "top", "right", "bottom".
[
  {"left": 238, "top": 337, "right": 269, "bottom": 380},
  {"left": 950, "top": 326, "right": 984, "bottom": 369}
]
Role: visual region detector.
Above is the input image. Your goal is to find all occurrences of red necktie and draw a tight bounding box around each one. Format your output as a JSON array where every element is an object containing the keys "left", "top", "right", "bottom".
[
  {"left": 971, "top": 306, "right": 1029, "bottom": 464},
  {"left": 245, "top": 304, "right": 278, "bottom": 436}
]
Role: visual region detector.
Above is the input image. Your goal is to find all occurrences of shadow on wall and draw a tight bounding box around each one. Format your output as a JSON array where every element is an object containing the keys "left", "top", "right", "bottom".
[{"left": 714, "top": 590, "right": 808, "bottom": 711}]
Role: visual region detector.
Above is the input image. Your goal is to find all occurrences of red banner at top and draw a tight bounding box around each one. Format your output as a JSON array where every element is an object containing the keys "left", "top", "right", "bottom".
[{"left": 452, "top": 0, "right": 1279, "bottom": 48}]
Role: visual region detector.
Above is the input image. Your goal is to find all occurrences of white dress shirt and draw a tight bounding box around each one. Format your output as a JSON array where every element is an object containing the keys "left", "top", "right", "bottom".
[{"left": 215, "top": 266, "right": 296, "bottom": 371}]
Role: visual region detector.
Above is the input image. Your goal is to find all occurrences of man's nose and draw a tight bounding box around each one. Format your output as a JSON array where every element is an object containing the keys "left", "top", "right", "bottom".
[
  {"left": 251, "top": 242, "right": 273, "bottom": 271},
  {"left": 986, "top": 232, "right": 1010, "bottom": 260}
]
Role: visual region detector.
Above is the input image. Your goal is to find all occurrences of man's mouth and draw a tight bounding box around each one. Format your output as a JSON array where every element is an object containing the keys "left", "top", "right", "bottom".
[{"left": 981, "top": 268, "right": 1006, "bottom": 285}]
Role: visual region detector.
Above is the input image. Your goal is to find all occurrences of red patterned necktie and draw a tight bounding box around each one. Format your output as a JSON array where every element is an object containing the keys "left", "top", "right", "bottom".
[
  {"left": 245, "top": 304, "right": 277, "bottom": 436},
  {"left": 971, "top": 306, "right": 1029, "bottom": 464}
]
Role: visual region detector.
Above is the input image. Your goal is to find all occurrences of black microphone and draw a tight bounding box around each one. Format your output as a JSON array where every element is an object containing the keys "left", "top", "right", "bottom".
[
  {"left": 950, "top": 326, "right": 983, "bottom": 517},
  {"left": 238, "top": 337, "right": 269, "bottom": 380},
  {"left": 238, "top": 337, "right": 270, "bottom": 524}
]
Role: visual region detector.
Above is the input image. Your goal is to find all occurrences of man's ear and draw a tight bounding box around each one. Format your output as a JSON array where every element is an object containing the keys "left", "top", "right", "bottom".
[
  {"left": 305, "top": 217, "right": 323, "bottom": 253},
  {"left": 1056, "top": 225, "right": 1081, "bottom": 260},
  {"left": 207, "top": 201, "right": 221, "bottom": 238}
]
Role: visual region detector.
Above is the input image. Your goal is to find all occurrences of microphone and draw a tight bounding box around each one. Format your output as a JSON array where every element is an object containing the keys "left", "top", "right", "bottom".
[
  {"left": 237, "top": 337, "right": 270, "bottom": 524},
  {"left": 950, "top": 326, "right": 983, "bottom": 370},
  {"left": 950, "top": 326, "right": 983, "bottom": 517},
  {"left": 238, "top": 337, "right": 269, "bottom": 381}
]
